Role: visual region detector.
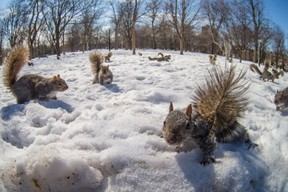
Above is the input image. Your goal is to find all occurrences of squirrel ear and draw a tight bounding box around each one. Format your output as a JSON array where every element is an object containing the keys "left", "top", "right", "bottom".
[
  {"left": 169, "top": 102, "right": 174, "bottom": 112},
  {"left": 186, "top": 104, "right": 192, "bottom": 118},
  {"left": 53, "top": 75, "right": 60, "bottom": 81}
]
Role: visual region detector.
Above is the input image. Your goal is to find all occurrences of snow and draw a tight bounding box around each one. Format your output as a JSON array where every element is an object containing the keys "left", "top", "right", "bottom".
[{"left": 0, "top": 49, "right": 287, "bottom": 192}]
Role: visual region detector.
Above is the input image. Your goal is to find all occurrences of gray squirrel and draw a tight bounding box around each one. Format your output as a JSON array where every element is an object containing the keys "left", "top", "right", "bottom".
[
  {"left": 148, "top": 53, "right": 171, "bottom": 62},
  {"left": 104, "top": 52, "right": 112, "bottom": 62},
  {"left": 209, "top": 54, "right": 217, "bottom": 65},
  {"left": 274, "top": 87, "right": 288, "bottom": 111},
  {"left": 162, "top": 65, "right": 257, "bottom": 165},
  {"left": 2, "top": 46, "right": 68, "bottom": 104},
  {"left": 250, "top": 59, "right": 275, "bottom": 82},
  {"left": 89, "top": 51, "right": 113, "bottom": 85}
]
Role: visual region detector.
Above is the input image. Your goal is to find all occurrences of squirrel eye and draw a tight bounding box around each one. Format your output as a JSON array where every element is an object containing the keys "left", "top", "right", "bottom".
[{"left": 163, "top": 121, "right": 166, "bottom": 126}]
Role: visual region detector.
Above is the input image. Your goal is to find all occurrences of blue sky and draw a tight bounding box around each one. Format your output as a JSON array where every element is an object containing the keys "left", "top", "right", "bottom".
[
  {"left": 0, "top": 1, "right": 8, "bottom": 10},
  {"left": 264, "top": 0, "right": 288, "bottom": 39},
  {"left": 0, "top": 0, "right": 287, "bottom": 45}
]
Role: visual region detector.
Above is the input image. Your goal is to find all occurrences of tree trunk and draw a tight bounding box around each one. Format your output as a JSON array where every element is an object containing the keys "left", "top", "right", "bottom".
[
  {"left": 55, "top": 39, "right": 61, "bottom": 59},
  {"left": 239, "top": 49, "right": 242, "bottom": 63},
  {"left": 132, "top": 27, "right": 136, "bottom": 55},
  {"left": 179, "top": 37, "right": 184, "bottom": 55},
  {"left": 28, "top": 43, "right": 35, "bottom": 59},
  {"left": 253, "top": 35, "right": 258, "bottom": 63},
  {"left": 114, "top": 28, "right": 119, "bottom": 50}
]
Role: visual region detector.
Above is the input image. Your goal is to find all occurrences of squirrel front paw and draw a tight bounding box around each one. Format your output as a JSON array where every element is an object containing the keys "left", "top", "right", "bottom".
[
  {"left": 247, "top": 142, "right": 258, "bottom": 149},
  {"left": 200, "top": 156, "right": 216, "bottom": 166},
  {"left": 175, "top": 146, "right": 183, "bottom": 153}
]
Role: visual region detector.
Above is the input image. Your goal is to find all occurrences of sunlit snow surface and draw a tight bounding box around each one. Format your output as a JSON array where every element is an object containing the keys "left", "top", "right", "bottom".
[{"left": 0, "top": 49, "right": 287, "bottom": 192}]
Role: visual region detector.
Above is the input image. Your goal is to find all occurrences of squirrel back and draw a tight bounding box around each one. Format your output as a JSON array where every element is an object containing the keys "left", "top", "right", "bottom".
[
  {"left": 3, "top": 46, "right": 68, "bottom": 104},
  {"left": 162, "top": 65, "right": 256, "bottom": 165}
]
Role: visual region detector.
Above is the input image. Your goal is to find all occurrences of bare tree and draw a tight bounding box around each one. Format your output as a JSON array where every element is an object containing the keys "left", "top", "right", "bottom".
[
  {"left": 272, "top": 25, "right": 286, "bottom": 69},
  {"left": 167, "top": 0, "right": 200, "bottom": 55},
  {"left": 110, "top": 0, "right": 125, "bottom": 50},
  {"left": 258, "top": 24, "right": 272, "bottom": 65},
  {"left": 66, "top": 23, "right": 81, "bottom": 52},
  {"left": 201, "top": 0, "right": 229, "bottom": 55},
  {"left": 0, "top": 22, "right": 5, "bottom": 65},
  {"left": 147, "top": 0, "right": 163, "bottom": 49},
  {"left": 120, "top": 0, "right": 147, "bottom": 54},
  {"left": 157, "top": 20, "right": 175, "bottom": 50},
  {"left": 43, "top": 0, "right": 93, "bottom": 59},
  {"left": 42, "top": 16, "right": 56, "bottom": 54},
  {"left": 226, "top": 0, "right": 253, "bottom": 62},
  {"left": 247, "top": 0, "right": 266, "bottom": 63},
  {"left": 3, "top": 0, "right": 29, "bottom": 48},
  {"left": 80, "top": 0, "right": 103, "bottom": 51},
  {"left": 27, "top": 0, "right": 46, "bottom": 58}
]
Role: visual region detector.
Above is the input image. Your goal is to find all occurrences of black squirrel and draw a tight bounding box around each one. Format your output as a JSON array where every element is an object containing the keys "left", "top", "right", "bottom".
[{"left": 162, "top": 65, "right": 257, "bottom": 165}]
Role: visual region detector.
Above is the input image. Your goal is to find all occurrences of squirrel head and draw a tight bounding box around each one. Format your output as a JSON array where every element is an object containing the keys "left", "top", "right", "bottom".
[
  {"left": 162, "top": 102, "right": 192, "bottom": 145},
  {"left": 52, "top": 74, "right": 68, "bottom": 91}
]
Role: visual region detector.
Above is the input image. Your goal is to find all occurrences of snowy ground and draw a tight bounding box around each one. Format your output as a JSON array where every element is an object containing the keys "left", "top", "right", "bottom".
[{"left": 0, "top": 49, "right": 287, "bottom": 192}]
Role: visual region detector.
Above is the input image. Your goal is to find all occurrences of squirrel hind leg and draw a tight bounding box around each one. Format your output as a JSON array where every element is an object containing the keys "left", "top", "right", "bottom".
[
  {"left": 16, "top": 95, "right": 30, "bottom": 104},
  {"left": 17, "top": 98, "right": 25, "bottom": 104},
  {"left": 217, "top": 122, "right": 249, "bottom": 143},
  {"left": 218, "top": 122, "right": 257, "bottom": 149}
]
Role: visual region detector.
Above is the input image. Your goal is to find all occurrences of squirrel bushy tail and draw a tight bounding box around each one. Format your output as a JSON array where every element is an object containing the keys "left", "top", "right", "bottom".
[
  {"left": 249, "top": 64, "right": 262, "bottom": 75},
  {"left": 3, "top": 46, "right": 30, "bottom": 91},
  {"left": 89, "top": 52, "right": 103, "bottom": 74},
  {"left": 264, "top": 59, "right": 270, "bottom": 70},
  {"left": 193, "top": 65, "right": 249, "bottom": 136}
]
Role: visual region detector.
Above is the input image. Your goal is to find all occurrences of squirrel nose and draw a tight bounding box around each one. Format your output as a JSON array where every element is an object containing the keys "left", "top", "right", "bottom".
[{"left": 167, "top": 135, "right": 180, "bottom": 145}]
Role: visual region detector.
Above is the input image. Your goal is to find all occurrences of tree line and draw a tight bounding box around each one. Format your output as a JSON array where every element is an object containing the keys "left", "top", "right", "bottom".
[{"left": 0, "top": 0, "right": 287, "bottom": 68}]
